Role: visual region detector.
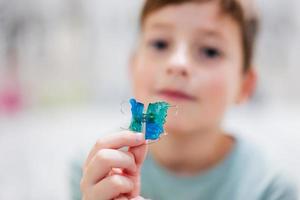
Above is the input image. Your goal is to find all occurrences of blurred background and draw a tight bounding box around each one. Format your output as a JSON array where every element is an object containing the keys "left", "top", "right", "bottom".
[{"left": 0, "top": 0, "right": 299, "bottom": 199}]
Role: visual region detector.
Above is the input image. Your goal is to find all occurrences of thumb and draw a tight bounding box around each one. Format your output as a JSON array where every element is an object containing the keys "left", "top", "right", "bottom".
[
  {"left": 129, "top": 143, "right": 148, "bottom": 168},
  {"left": 127, "top": 143, "right": 148, "bottom": 197}
]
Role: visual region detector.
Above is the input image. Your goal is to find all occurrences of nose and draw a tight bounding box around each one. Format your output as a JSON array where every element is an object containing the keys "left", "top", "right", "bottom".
[{"left": 165, "top": 43, "right": 190, "bottom": 77}]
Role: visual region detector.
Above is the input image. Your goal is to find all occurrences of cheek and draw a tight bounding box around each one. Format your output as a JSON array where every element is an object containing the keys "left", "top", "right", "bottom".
[
  {"left": 206, "top": 75, "right": 228, "bottom": 102},
  {"left": 198, "top": 70, "right": 228, "bottom": 101},
  {"left": 201, "top": 68, "right": 241, "bottom": 117},
  {"left": 198, "top": 71, "right": 233, "bottom": 123},
  {"left": 132, "top": 61, "right": 157, "bottom": 101}
]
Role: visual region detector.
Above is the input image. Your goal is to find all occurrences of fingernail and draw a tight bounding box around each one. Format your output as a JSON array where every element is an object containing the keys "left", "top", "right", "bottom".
[
  {"left": 136, "top": 133, "right": 145, "bottom": 142},
  {"left": 146, "top": 139, "right": 159, "bottom": 145}
]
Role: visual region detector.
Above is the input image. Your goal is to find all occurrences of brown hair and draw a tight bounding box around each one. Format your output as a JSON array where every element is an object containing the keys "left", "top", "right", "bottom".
[{"left": 140, "top": 0, "right": 259, "bottom": 72}]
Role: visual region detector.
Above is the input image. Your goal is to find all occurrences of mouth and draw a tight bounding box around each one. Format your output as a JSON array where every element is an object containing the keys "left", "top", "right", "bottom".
[{"left": 157, "top": 89, "right": 197, "bottom": 101}]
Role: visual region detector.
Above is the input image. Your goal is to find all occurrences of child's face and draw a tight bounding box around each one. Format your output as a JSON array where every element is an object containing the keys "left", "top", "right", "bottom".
[{"left": 130, "top": 2, "right": 255, "bottom": 134}]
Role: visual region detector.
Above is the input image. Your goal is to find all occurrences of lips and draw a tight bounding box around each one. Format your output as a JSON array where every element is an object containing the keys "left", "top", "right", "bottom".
[{"left": 157, "top": 89, "right": 196, "bottom": 101}]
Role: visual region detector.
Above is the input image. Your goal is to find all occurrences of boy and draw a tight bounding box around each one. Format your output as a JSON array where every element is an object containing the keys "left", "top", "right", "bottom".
[{"left": 79, "top": 0, "right": 298, "bottom": 199}]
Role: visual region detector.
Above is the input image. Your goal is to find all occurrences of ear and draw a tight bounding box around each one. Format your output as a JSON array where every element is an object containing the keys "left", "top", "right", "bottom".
[{"left": 236, "top": 67, "right": 257, "bottom": 104}]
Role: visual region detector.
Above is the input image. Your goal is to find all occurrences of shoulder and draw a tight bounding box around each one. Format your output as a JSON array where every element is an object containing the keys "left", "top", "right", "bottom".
[
  {"left": 232, "top": 135, "right": 298, "bottom": 200},
  {"left": 260, "top": 172, "right": 299, "bottom": 200}
]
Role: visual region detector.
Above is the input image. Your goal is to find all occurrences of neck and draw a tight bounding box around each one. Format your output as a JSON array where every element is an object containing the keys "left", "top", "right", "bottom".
[{"left": 149, "top": 128, "right": 234, "bottom": 175}]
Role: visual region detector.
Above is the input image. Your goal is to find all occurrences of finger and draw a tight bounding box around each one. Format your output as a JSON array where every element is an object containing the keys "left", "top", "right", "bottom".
[
  {"left": 85, "top": 131, "right": 145, "bottom": 168},
  {"left": 84, "top": 149, "right": 137, "bottom": 185},
  {"left": 129, "top": 144, "right": 148, "bottom": 167},
  {"left": 127, "top": 144, "right": 148, "bottom": 198},
  {"left": 92, "top": 175, "right": 133, "bottom": 200},
  {"left": 114, "top": 195, "right": 129, "bottom": 200},
  {"left": 110, "top": 168, "right": 123, "bottom": 176}
]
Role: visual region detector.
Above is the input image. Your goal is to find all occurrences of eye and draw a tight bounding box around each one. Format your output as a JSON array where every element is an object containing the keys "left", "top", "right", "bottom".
[
  {"left": 149, "top": 39, "right": 169, "bottom": 51},
  {"left": 200, "top": 47, "right": 222, "bottom": 59}
]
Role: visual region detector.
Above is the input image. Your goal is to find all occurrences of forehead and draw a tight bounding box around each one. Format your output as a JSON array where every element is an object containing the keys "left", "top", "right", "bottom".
[{"left": 143, "top": 2, "right": 238, "bottom": 36}]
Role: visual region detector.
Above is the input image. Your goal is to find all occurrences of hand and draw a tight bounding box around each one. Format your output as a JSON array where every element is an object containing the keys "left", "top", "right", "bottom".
[{"left": 80, "top": 131, "right": 148, "bottom": 200}]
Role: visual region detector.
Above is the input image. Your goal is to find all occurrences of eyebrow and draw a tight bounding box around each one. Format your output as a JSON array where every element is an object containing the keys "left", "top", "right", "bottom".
[
  {"left": 145, "top": 21, "right": 226, "bottom": 42},
  {"left": 195, "top": 28, "right": 226, "bottom": 43},
  {"left": 146, "top": 22, "right": 174, "bottom": 30},
  {"left": 195, "top": 26, "right": 223, "bottom": 37}
]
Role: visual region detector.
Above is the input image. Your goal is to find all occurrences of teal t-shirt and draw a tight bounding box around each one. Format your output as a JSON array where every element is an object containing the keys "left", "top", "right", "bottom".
[
  {"left": 71, "top": 135, "right": 298, "bottom": 200},
  {"left": 140, "top": 135, "right": 298, "bottom": 200}
]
